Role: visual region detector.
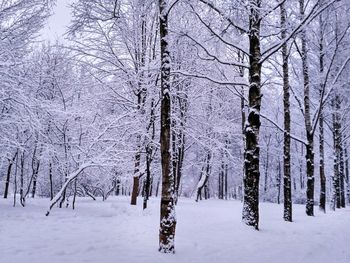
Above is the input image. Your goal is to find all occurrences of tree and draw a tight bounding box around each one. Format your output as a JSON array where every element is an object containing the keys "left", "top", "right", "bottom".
[
  {"left": 281, "top": 1, "right": 292, "bottom": 221},
  {"left": 158, "top": 0, "right": 176, "bottom": 253}
]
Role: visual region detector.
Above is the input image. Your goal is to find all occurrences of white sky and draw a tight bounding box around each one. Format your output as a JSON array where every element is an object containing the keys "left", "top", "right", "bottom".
[{"left": 40, "top": 0, "right": 73, "bottom": 42}]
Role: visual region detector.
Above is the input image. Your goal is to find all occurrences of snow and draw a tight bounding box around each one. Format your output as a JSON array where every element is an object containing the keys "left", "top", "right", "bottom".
[{"left": 1, "top": 197, "right": 349, "bottom": 263}]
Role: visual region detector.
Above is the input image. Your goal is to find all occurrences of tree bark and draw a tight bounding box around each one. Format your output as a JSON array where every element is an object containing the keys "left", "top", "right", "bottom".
[
  {"left": 19, "top": 152, "right": 25, "bottom": 207},
  {"left": 196, "top": 152, "right": 211, "bottom": 202},
  {"left": 4, "top": 151, "right": 18, "bottom": 199},
  {"left": 331, "top": 98, "right": 340, "bottom": 210},
  {"left": 158, "top": 0, "right": 176, "bottom": 253},
  {"left": 299, "top": 0, "right": 314, "bottom": 216},
  {"left": 49, "top": 161, "right": 53, "bottom": 200},
  {"left": 345, "top": 142, "right": 350, "bottom": 204},
  {"left": 131, "top": 174, "right": 140, "bottom": 205},
  {"left": 318, "top": 9, "right": 326, "bottom": 213},
  {"left": 143, "top": 146, "right": 151, "bottom": 210},
  {"left": 242, "top": 0, "right": 262, "bottom": 230},
  {"left": 281, "top": 2, "right": 292, "bottom": 221},
  {"left": 337, "top": 96, "right": 345, "bottom": 208}
]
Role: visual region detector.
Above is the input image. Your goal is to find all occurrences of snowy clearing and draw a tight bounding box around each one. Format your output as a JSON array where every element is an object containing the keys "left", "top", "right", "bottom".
[{"left": 1, "top": 197, "right": 349, "bottom": 263}]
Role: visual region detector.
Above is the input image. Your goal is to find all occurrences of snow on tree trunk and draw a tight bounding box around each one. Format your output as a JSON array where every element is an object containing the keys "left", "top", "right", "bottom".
[
  {"left": 337, "top": 96, "right": 346, "bottom": 208},
  {"left": 3, "top": 151, "right": 18, "bottom": 199},
  {"left": 158, "top": 0, "right": 176, "bottom": 253},
  {"left": 196, "top": 152, "right": 211, "bottom": 202},
  {"left": 281, "top": 2, "right": 292, "bottom": 222},
  {"left": 345, "top": 143, "right": 350, "bottom": 205},
  {"left": 318, "top": 12, "right": 326, "bottom": 213},
  {"left": 331, "top": 98, "right": 341, "bottom": 210},
  {"left": 242, "top": 0, "right": 262, "bottom": 230},
  {"left": 299, "top": 0, "right": 314, "bottom": 217}
]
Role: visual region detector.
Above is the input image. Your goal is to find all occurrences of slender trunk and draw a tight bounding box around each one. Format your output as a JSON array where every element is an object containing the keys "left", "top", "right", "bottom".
[
  {"left": 345, "top": 143, "right": 350, "bottom": 204},
  {"left": 319, "top": 108, "right": 326, "bottom": 211},
  {"left": 263, "top": 135, "right": 271, "bottom": 195},
  {"left": 159, "top": 0, "right": 176, "bottom": 253},
  {"left": 4, "top": 151, "right": 18, "bottom": 199},
  {"left": 337, "top": 97, "right": 345, "bottom": 208},
  {"left": 13, "top": 152, "right": 19, "bottom": 207},
  {"left": 331, "top": 99, "right": 340, "bottom": 210},
  {"left": 224, "top": 161, "right": 228, "bottom": 200},
  {"left": 277, "top": 159, "right": 282, "bottom": 205},
  {"left": 60, "top": 131, "right": 69, "bottom": 208},
  {"left": 196, "top": 153, "right": 211, "bottom": 202},
  {"left": 155, "top": 177, "right": 160, "bottom": 197},
  {"left": 31, "top": 160, "right": 40, "bottom": 198},
  {"left": 175, "top": 95, "right": 187, "bottom": 204},
  {"left": 318, "top": 10, "right": 326, "bottom": 213},
  {"left": 143, "top": 146, "right": 151, "bottom": 210},
  {"left": 299, "top": 0, "right": 314, "bottom": 216},
  {"left": 131, "top": 134, "right": 142, "bottom": 204},
  {"left": 243, "top": 0, "right": 262, "bottom": 230},
  {"left": 219, "top": 154, "right": 225, "bottom": 199},
  {"left": 131, "top": 175, "right": 140, "bottom": 205},
  {"left": 72, "top": 178, "right": 77, "bottom": 210},
  {"left": 19, "top": 152, "right": 25, "bottom": 207},
  {"left": 49, "top": 162, "right": 53, "bottom": 200},
  {"left": 281, "top": 2, "right": 292, "bottom": 221}
]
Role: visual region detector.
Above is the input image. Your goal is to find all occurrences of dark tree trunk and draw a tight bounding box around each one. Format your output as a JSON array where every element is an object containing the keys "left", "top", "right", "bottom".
[
  {"left": 263, "top": 135, "right": 271, "bottom": 195},
  {"left": 131, "top": 175, "right": 140, "bottom": 205},
  {"left": 319, "top": 109, "right": 326, "bottom": 212},
  {"left": 174, "top": 94, "right": 187, "bottom": 204},
  {"left": 224, "top": 161, "right": 228, "bottom": 200},
  {"left": 242, "top": 0, "right": 262, "bottom": 230},
  {"left": 19, "top": 152, "right": 25, "bottom": 207},
  {"left": 49, "top": 162, "right": 53, "bottom": 200},
  {"left": 158, "top": 0, "right": 176, "bottom": 253},
  {"left": 13, "top": 154, "right": 18, "bottom": 207},
  {"left": 131, "top": 137, "right": 142, "bottom": 205},
  {"left": 31, "top": 160, "right": 40, "bottom": 198},
  {"left": 318, "top": 12, "right": 326, "bottom": 213},
  {"left": 196, "top": 153, "right": 211, "bottom": 202},
  {"left": 143, "top": 146, "right": 151, "bottom": 210},
  {"left": 281, "top": 2, "right": 292, "bottom": 221},
  {"left": 72, "top": 178, "right": 78, "bottom": 210},
  {"left": 337, "top": 97, "right": 345, "bottom": 208},
  {"left": 331, "top": 99, "right": 340, "bottom": 210},
  {"left": 4, "top": 151, "right": 18, "bottom": 199},
  {"left": 277, "top": 159, "right": 282, "bottom": 205},
  {"left": 299, "top": 0, "right": 314, "bottom": 216},
  {"left": 345, "top": 143, "right": 350, "bottom": 204}
]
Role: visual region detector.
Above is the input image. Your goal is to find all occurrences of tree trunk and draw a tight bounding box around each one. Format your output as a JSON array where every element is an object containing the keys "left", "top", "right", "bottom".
[
  {"left": 4, "top": 151, "right": 18, "bottom": 199},
  {"left": 196, "top": 153, "right": 211, "bottom": 202},
  {"left": 19, "top": 152, "right": 25, "bottom": 207},
  {"left": 299, "top": 0, "right": 314, "bottom": 216},
  {"left": 49, "top": 162, "right": 53, "bottom": 200},
  {"left": 31, "top": 160, "right": 40, "bottom": 198},
  {"left": 131, "top": 175, "right": 140, "bottom": 205},
  {"left": 331, "top": 99, "right": 340, "bottom": 210},
  {"left": 337, "top": 96, "right": 345, "bottom": 208},
  {"left": 242, "top": 0, "right": 262, "bottom": 230},
  {"left": 318, "top": 10, "right": 326, "bottom": 213},
  {"left": 13, "top": 153, "right": 18, "bottom": 207},
  {"left": 158, "top": 0, "right": 176, "bottom": 253},
  {"left": 143, "top": 146, "right": 151, "bottom": 210},
  {"left": 281, "top": 2, "right": 292, "bottom": 221},
  {"left": 277, "top": 159, "right": 282, "bottom": 205},
  {"left": 263, "top": 135, "right": 271, "bottom": 195},
  {"left": 345, "top": 143, "right": 350, "bottom": 204}
]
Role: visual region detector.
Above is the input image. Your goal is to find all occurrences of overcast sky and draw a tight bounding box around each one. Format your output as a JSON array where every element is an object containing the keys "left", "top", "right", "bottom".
[{"left": 40, "top": 0, "right": 73, "bottom": 42}]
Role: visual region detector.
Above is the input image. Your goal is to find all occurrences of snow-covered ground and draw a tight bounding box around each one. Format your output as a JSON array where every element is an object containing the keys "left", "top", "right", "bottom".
[{"left": 0, "top": 197, "right": 349, "bottom": 263}]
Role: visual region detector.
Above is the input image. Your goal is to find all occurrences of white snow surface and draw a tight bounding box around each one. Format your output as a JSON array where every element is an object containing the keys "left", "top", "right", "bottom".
[{"left": 1, "top": 197, "right": 349, "bottom": 263}]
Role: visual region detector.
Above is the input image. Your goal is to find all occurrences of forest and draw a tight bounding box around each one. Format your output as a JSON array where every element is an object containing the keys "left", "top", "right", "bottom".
[{"left": 0, "top": 0, "right": 350, "bottom": 262}]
